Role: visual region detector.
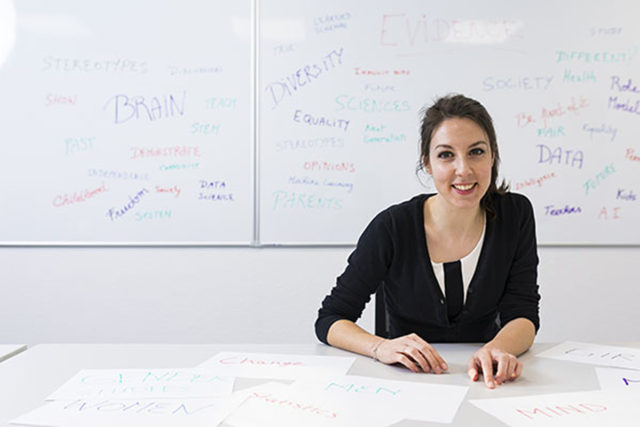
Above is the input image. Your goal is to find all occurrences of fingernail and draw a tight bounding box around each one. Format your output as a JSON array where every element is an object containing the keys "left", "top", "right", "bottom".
[{"left": 441, "top": 363, "right": 448, "bottom": 371}]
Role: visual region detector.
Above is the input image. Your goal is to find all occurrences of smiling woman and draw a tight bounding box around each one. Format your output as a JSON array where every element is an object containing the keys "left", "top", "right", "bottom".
[{"left": 316, "top": 94, "right": 541, "bottom": 390}]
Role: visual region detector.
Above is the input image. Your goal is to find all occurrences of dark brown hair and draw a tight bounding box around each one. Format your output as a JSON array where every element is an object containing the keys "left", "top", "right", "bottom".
[{"left": 418, "top": 94, "right": 509, "bottom": 219}]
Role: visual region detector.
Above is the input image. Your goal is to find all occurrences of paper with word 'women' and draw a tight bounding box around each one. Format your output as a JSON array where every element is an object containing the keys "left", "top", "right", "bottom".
[
  {"left": 10, "top": 396, "right": 247, "bottom": 427},
  {"left": 224, "top": 382, "right": 398, "bottom": 427},
  {"left": 46, "top": 369, "right": 234, "bottom": 400},
  {"left": 470, "top": 390, "right": 640, "bottom": 427},
  {"left": 197, "top": 352, "right": 355, "bottom": 379},
  {"left": 289, "top": 375, "right": 468, "bottom": 424},
  {"left": 536, "top": 341, "right": 640, "bottom": 370},
  {"left": 596, "top": 367, "right": 640, "bottom": 393}
]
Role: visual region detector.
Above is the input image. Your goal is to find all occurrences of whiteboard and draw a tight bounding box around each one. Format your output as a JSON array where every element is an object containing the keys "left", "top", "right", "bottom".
[
  {"left": 0, "top": 0, "right": 253, "bottom": 244},
  {"left": 258, "top": 0, "right": 640, "bottom": 245}
]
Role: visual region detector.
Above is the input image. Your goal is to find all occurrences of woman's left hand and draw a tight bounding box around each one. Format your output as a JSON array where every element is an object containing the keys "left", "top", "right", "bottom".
[{"left": 467, "top": 346, "right": 522, "bottom": 389}]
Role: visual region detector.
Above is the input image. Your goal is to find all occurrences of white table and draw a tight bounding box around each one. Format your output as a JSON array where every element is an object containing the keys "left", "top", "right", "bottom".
[
  {"left": 0, "top": 342, "right": 636, "bottom": 426},
  {"left": 0, "top": 345, "right": 26, "bottom": 364}
]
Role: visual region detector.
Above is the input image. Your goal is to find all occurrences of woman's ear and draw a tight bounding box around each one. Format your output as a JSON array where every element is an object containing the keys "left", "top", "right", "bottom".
[{"left": 423, "top": 156, "right": 431, "bottom": 174}]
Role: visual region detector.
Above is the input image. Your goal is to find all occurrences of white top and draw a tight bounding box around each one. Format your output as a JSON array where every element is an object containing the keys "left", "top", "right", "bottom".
[{"left": 431, "top": 219, "right": 486, "bottom": 304}]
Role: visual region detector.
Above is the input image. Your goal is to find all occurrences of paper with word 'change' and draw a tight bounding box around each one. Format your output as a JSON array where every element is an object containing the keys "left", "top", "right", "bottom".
[
  {"left": 470, "top": 390, "right": 640, "bottom": 427},
  {"left": 46, "top": 369, "right": 234, "bottom": 400},
  {"left": 596, "top": 367, "right": 640, "bottom": 393},
  {"left": 197, "top": 351, "right": 355, "bottom": 379},
  {"left": 10, "top": 396, "right": 246, "bottom": 427},
  {"left": 290, "top": 375, "right": 468, "bottom": 424},
  {"left": 224, "top": 382, "right": 397, "bottom": 427},
  {"left": 536, "top": 341, "right": 640, "bottom": 370}
]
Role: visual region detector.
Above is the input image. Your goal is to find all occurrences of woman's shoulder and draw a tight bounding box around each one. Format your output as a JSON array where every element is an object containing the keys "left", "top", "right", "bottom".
[
  {"left": 377, "top": 193, "right": 431, "bottom": 220},
  {"left": 491, "top": 191, "right": 536, "bottom": 222}
]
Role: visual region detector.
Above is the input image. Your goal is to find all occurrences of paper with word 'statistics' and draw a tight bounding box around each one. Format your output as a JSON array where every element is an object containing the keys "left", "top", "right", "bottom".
[
  {"left": 596, "top": 367, "right": 640, "bottom": 393},
  {"left": 46, "top": 369, "right": 234, "bottom": 400},
  {"left": 290, "top": 375, "right": 468, "bottom": 424},
  {"left": 225, "top": 382, "right": 397, "bottom": 427},
  {"left": 196, "top": 352, "right": 355, "bottom": 380},
  {"left": 536, "top": 341, "right": 640, "bottom": 370},
  {"left": 470, "top": 390, "right": 640, "bottom": 427},
  {"left": 10, "top": 396, "right": 246, "bottom": 427}
]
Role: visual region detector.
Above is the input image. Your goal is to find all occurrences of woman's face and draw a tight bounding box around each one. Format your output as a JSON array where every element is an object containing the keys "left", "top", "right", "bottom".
[{"left": 425, "top": 117, "right": 494, "bottom": 211}]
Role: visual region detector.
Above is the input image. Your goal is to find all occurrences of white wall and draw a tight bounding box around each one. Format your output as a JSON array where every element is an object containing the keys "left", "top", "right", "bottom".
[{"left": 0, "top": 246, "right": 638, "bottom": 345}]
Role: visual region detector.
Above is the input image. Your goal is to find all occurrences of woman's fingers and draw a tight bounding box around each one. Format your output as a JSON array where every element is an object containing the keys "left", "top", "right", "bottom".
[
  {"left": 376, "top": 334, "right": 448, "bottom": 374},
  {"left": 468, "top": 347, "right": 523, "bottom": 388}
]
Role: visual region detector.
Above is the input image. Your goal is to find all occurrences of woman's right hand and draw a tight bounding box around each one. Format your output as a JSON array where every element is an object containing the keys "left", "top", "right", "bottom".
[{"left": 372, "top": 333, "right": 448, "bottom": 374}]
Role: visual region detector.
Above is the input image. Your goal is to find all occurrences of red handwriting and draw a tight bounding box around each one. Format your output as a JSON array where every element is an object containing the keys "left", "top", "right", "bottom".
[
  {"left": 46, "top": 93, "right": 78, "bottom": 106},
  {"left": 53, "top": 183, "right": 108, "bottom": 207},
  {"left": 626, "top": 148, "right": 640, "bottom": 161},
  {"left": 217, "top": 356, "right": 302, "bottom": 367},
  {"left": 354, "top": 67, "right": 410, "bottom": 76},
  {"left": 598, "top": 206, "right": 621, "bottom": 220},
  {"left": 130, "top": 146, "right": 201, "bottom": 160},
  {"left": 251, "top": 392, "right": 337, "bottom": 418},
  {"left": 155, "top": 185, "right": 181, "bottom": 198},
  {"left": 514, "top": 172, "right": 557, "bottom": 191},
  {"left": 516, "top": 403, "right": 607, "bottom": 419},
  {"left": 516, "top": 96, "right": 590, "bottom": 128}
]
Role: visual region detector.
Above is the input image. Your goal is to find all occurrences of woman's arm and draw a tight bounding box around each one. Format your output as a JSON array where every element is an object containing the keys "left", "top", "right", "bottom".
[{"left": 328, "top": 319, "right": 448, "bottom": 374}]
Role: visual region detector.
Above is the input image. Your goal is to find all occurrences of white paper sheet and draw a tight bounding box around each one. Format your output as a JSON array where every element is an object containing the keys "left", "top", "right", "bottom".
[
  {"left": 536, "top": 341, "right": 640, "bottom": 370},
  {"left": 289, "top": 375, "right": 468, "bottom": 424},
  {"left": 224, "top": 382, "right": 396, "bottom": 427},
  {"left": 197, "top": 352, "right": 355, "bottom": 380},
  {"left": 470, "top": 390, "right": 640, "bottom": 426},
  {"left": 46, "top": 369, "right": 234, "bottom": 400},
  {"left": 10, "top": 396, "right": 246, "bottom": 427},
  {"left": 596, "top": 367, "right": 640, "bottom": 393}
]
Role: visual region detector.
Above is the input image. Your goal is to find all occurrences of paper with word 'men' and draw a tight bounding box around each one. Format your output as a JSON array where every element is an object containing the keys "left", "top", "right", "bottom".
[
  {"left": 10, "top": 396, "right": 246, "bottom": 427},
  {"left": 536, "top": 341, "right": 640, "bottom": 370},
  {"left": 197, "top": 351, "right": 355, "bottom": 379},
  {"left": 596, "top": 367, "right": 640, "bottom": 393},
  {"left": 470, "top": 390, "right": 640, "bottom": 426},
  {"left": 224, "top": 382, "right": 396, "bottom": 427},
  {"left": 290, "top": 375, "right": 468, "bottom": 424},
  {"left": 46, "top": 369, "right": 234, "bottom": 400}
]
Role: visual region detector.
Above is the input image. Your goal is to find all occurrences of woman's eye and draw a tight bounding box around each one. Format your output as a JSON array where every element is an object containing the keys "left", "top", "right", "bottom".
[
  {"left": 437, "top": 151, "right": 453, "bottom": 159},
  {"left": 470, "top": 148, "right": 485, "bottom": 156}
]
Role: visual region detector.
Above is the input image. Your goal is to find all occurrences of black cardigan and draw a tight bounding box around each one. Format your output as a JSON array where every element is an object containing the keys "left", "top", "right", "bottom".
[{"left": 315, "top": 192, "right": 540, "bottom": 344}]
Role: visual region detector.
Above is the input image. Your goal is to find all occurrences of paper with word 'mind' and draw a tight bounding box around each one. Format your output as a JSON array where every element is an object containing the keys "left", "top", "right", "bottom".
[
  {"left": 46, "top": 369, "right": 234, "bottom": 400},
  {"left": 197, "top": 351, "right": 355, "bottom": 379},
  {"left": 536, "top": 341, "right": 640, "bottom": 370},
  {"left": 470, "top": 390, "right": 640, "bottom": 427}
]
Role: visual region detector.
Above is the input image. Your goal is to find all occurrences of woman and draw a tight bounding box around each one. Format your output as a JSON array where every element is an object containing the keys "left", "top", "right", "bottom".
[{"left": 315, "top": 94, "right": 540, "bottom": 389}]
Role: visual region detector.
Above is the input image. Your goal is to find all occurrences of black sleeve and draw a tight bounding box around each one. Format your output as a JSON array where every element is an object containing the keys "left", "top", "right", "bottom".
[
  {"left": 498, "top": 194, "right": 541, "bottom": 332},
  {"left": 314, "top": 210, "right": 394, "bottom": 344}
]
